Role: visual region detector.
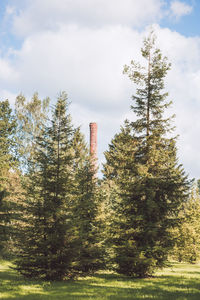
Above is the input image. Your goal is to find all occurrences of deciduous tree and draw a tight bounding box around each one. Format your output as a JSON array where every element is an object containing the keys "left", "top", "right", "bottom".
[{"left": 171, "top": 183, "right": 200, "bottom": 263}]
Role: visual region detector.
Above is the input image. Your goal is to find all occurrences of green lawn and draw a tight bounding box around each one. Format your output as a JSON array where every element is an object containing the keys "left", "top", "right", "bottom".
[{"left": 1, "top": 260, "right": 200, "bottom": 299}]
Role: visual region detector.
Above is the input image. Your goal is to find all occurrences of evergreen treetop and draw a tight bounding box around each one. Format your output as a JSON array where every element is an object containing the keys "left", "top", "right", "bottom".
[{"left": 103, "top": 32, "right": 190, "bottom": 277}]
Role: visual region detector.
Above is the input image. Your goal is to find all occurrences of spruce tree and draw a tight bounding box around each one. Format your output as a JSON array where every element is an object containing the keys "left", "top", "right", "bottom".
[
  {"left": 71, "top": 128, "right": 105, "bottom": 274},
  {"left": 15, "top": 92, "right": 76, "bottom": 280},
  {"left": 103, "top": 123, "right": 137, "bottom": 269},
  {"left": 103, "top": 32, "right": 190, "bottom": 277},
  {"left": 15, "top": 92, "right": 104, "bottom": 279}
]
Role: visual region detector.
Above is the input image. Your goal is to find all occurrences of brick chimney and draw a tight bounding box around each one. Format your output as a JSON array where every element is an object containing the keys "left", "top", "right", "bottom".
[{"left": 89, "top": 122, "right": 98, "bottom": 170}]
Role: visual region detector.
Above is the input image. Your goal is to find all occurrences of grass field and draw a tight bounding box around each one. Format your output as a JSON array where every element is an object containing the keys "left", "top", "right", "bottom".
[{"left": 1, "top": 260, "right": 200, "bottom": 299}]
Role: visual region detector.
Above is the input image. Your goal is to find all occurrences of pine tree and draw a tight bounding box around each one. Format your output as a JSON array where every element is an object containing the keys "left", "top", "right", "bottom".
[
  {"left": 0, "top": 100, "right": 17, "bottom": 255},
  {"left": 15, "top": 92, "right": 76, "bottom": 280},
  {"left": 103, "top": 32, "right": 190, "bottom": 277}
]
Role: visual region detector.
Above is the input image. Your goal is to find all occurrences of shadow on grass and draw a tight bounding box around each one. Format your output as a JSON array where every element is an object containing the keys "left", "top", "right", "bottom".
[{"left": 1, "top": 262, "right": 200, "bottom": 299}]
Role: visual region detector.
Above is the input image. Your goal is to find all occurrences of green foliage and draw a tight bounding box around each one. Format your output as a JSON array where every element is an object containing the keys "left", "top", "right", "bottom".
[
  {"left": 15, "top": 92, "right": 76, "bottom": 280},
  {"left": 15, "top": 92, "right": 103, "bottom": 280},
  {"left": 197, "top": 179, "right": 200, "bottom": 194},
  {"left": 71, "top": 128, "right": 105, "bottom": 274},
  {"left": 15, "top": 92, "right": 50, "bottom": 172},
  {"left": 171, "top": 183, "right": 200, "bottom": 263},
  {"left": 0, "top": 100, "right": 16, "bottom": 171},
  {"left": 103, "top": 32, "right": 190, "bottom": 277},
  {"left": 0, "top": 100, "right": 17, "bottom": 255}
]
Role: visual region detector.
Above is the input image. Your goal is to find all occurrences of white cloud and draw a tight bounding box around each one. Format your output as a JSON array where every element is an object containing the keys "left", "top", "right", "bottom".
[
  {"left": 5, "top": 5, "right": 15, "bottom": 16},
  {"left": 10, "top": 0, "right": 164, "bottom": 37},
  {"left": 170, "top": 1, "right": 193, "bottom": 19},
  {"left": 11, "top": 25, "right": 140, "bottom": 111},
  {"left": 0, "top": 58, "right": 17, "bottom": 80}
]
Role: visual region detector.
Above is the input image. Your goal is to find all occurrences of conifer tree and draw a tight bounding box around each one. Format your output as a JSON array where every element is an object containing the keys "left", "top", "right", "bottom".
[
  {"left": 71, "top": 128, "right": 105, "bottom": 273},
  {"left": 103, "top": 32, "right": 190, "bottom": 277},
  {"left": 103, "top": 123, "right": 137, "bottom": 268},
  {"left": 15, "top": 92, "right": 104, "bottom": 279},
  {"left": 0, "top": 100, "right": 17, "bottom": 255},
  {"left": 15, "top": 92, "right": 76, "bottom": 280}
]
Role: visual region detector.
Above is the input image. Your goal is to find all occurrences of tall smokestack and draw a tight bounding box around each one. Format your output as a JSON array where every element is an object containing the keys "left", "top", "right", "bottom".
[{"left": 89, "top": 122, "right": 98, "bottom": 170}]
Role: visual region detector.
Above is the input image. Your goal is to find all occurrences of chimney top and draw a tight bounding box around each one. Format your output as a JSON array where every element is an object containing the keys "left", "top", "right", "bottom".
[{"left": 89, "top": 122, "right": 98, "bottom": 171}]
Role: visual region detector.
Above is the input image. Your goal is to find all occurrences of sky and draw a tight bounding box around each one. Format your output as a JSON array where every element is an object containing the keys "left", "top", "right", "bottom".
[{"left": 0, "top": 0, "right": 200, "bottom": 178}]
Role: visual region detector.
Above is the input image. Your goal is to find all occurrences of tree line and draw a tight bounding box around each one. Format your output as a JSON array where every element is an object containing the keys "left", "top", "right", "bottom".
[{"left": 0, "top": 32, "right": 200, "bottom": 280}]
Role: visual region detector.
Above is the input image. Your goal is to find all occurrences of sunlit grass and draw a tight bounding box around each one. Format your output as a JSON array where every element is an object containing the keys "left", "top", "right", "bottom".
[{"left": 0, "top": 259, "right": 200, "bottom": 299}]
